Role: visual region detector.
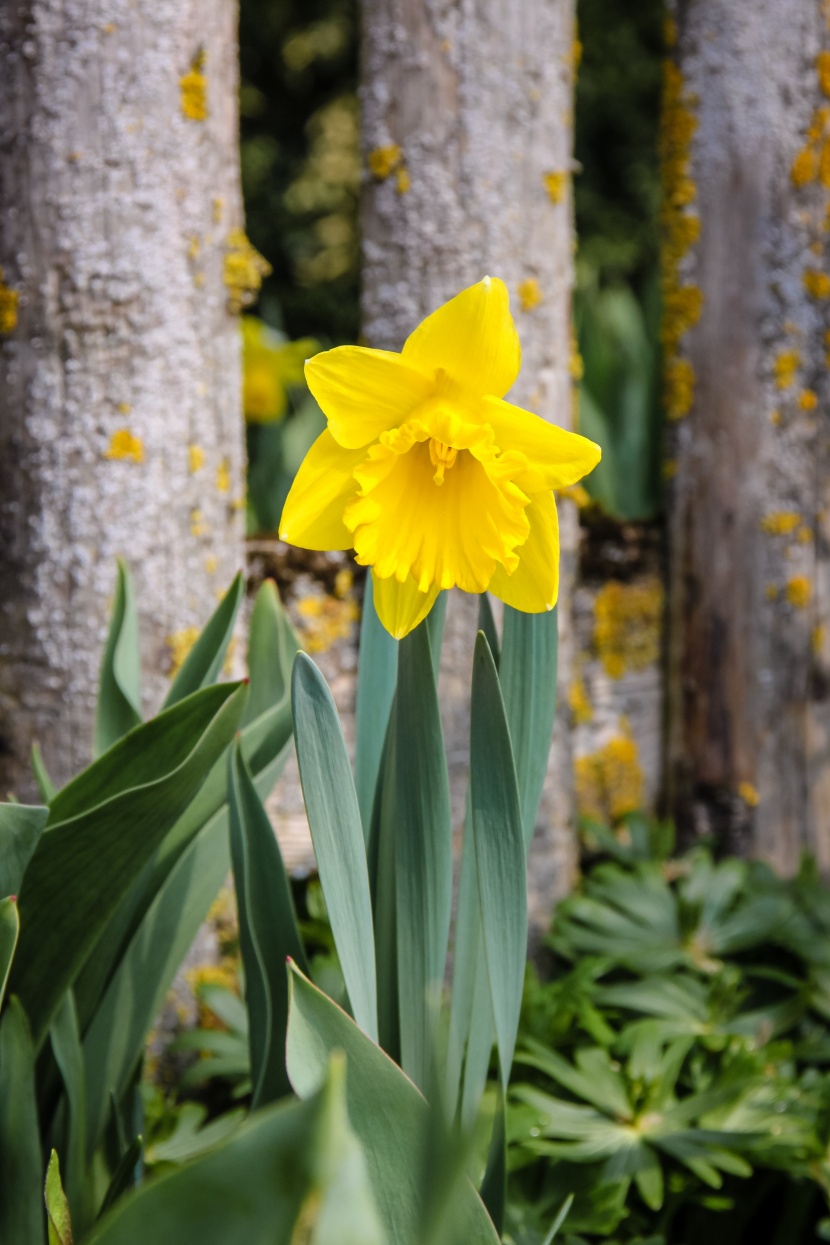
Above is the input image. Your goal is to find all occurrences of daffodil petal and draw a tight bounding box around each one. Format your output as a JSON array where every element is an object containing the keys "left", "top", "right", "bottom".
[
  {"left": 402, "top": 277, "right": 520, "bottom": 399},
  {"left": 488, "top": 491, "right": 560, "bottom": 612},
  {"left": 305, "top": 346, "right": 434, "bottom": 449},
  {"left": 279, "top": 429, "right": 364, "bottom": 550},
  {"left": 482, "top": 396, "right": 601, "bottom": 492},
  {"left": 371, "top": 570, "right": 441, "bottom": 640}
]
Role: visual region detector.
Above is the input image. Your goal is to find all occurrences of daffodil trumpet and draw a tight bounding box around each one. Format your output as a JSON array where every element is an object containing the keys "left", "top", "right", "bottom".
[{"left": 279, "top": 277, "right": 601, "bottom": 639}]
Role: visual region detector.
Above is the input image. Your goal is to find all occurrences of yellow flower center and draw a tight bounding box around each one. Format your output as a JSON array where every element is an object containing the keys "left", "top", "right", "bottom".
[
  {"left": 344, "top": 409, "right": 532, "bottom": 595},
  {"left": 428, "top": 438, "right": 458, "bottom": 484}
]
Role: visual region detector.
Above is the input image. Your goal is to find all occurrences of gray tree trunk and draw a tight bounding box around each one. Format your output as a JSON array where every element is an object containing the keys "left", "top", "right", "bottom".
[
  {"left": 666, "top": 1, "right": 830, "bottom": 869},
  {"left": 360, "top": 0, "right": 580, "bottom": 923},
  {"left": 0, "top": 1, "right": 249, "bottom": 797}
]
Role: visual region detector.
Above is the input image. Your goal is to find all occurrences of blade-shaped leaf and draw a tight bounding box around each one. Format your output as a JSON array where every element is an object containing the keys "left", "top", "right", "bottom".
[
  {"left": 95, "top": 558, "right": 142, "bottom": 757},
  {"left": 0, "top": 802, "right": 48, "bottom": 896},
  {"left": 286, "top": 962, "right": 500, "bottom": 1245},
  {"left": 0, "top": 997, "right": 45, "bottom": 1244},
  {"left": 242, "top": 579, "right": 300, "bottom": 727},
  {"left": 393, "top": 624, "right": 453, "bottom": 1091},
  {"left": 162, "top": 573, "right": 244, "bottom": 709},
  {"left": 44, "top": 1150, "right": 73, "bottom": 1245},
  {"left": 50, "top": 992, "right": 86, "bottom": 1230},
  {"left": 31, "top": 743, "right": 56, "bottom": 803},
  {"left": 82, "top": 809, "right": 234, "bottom": 1157},
  {"left": 11, "top": 681, "right": 248, "bottom": 1048},
  {"left": 87, "top": 1055, "right": 381, "bottom": 1245},
  {"left": 292, "top": 652, "right": 377, "bottom": 1041},
  {"left": 499, "top": 606, "right": 558, "bottom": 849},
  {"left": 470, "top": 632, "right": 526, "bottom": 1089},
  {"left": 229, "top": 739, "right": 308, "bottom": 1106},
  {"left": 0, "top": 895, "right": 19, "bottom": 1012},
  {"left": 354, "top": 574, "right": 397, "bottom": 836}
]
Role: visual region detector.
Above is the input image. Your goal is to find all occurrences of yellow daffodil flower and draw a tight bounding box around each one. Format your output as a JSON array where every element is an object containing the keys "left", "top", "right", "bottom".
[
  {"left": 279, "top": 277, "right": 601, "bottom": 639},
  {"left": 242, "top": 316, "right": 318, "bottom": 424}
]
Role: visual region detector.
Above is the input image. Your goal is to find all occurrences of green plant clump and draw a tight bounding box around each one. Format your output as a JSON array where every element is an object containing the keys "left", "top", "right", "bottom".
[{"left": 508, "top": 817, "right": 830, "bottom": 1245}]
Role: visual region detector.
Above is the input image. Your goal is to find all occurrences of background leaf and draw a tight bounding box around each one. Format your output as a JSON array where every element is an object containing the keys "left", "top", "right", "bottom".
[
  {"left": 94, "top": 558, "right": 142, "bottom": 757},
  {"left": 0, "top": 997, "right": 45, "bottom": 1244}
]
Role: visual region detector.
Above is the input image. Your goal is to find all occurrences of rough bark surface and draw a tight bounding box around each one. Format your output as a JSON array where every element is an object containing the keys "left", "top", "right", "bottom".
[
  {"left": 360, "top": 0, "right": 580, "bottom": 924},
  {"left": 0, "top": 2, "right": 247, "bottom": 796},
  {"left": 667, "top": 0, "right": 830, "bottom": 869}
]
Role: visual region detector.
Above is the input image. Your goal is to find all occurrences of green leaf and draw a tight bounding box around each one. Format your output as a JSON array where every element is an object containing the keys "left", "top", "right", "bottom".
[
  {"left": 286, "top": 963, "right": 500, "bottom": 1245},
  {"left": 79, "top": 696, "right": 295, "bottom": 1147},
  {"left": 542, "top": 1194, "right": 574, "bottom": 1244},
  {"left": 292, "top": 652, "right": 377, "bottom": 1041},
  {"left": 393, "top": 625, "right": 453, "bottom": 1091},
  {"left": 87, "top": 1055, "right": 381, "bottom": 1245},
  {"left": 499, "top": 607, "right": 558, "bottom": 850},
  {"left": 242, "top": 578, "right": 299, "bottom": 726},
  {"left": 479, "top": 1089, "right": 506, "bottom": 1234},
  {"left": 49, "top": 992, "right": 86, "bottom": 1230},
  {"left": 0, "top": 997, "right": 45, "bottom": 1245},
  {"left": 45, "top": 1150, "right": 74, "bottom": 1245},
  {"left": 82, "top": 808, "right": 234, "bottom": 1157},
  {"left": 0, "top": 802, "right": 48, "bottom": 896},
  {"left": 425, "top": 590, "right": 448, "bottom": 678},
  {"left": 354, "top": 574, "right": 398, "bottom": 836},
  {"left": 162, "top": 573, "right": 244, "bottom": 709},
  {"left": 470, "top": 632, "right": 526, "bottom": 1089},
  {"left": 31, "top": 743, "right": 56, "bottom": 803},
  {"left": 478, "top": 595, "right": 500, "bottom": 669},
  {"left": 229, "top": 739, "right": 308, "bottom": 1106},
  {"left": 10, "top": 681, "right": 248, "bottom": 1048},
  {"left": 0, "top": 895, "right": 19, "bottom": 1012},
  {"left": 97, "top": 1137, "right": 142, "bottom": 1220},
  {"left": 94, "top": 559, "right": 142, "bottom": 757}
]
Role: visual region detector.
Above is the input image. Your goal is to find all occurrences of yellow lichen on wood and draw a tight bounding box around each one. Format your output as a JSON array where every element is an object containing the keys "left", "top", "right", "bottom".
[
  {"left": 660, "top": 56, "right": 702, "bottom": 421},
  {"left": 773, "top": 349, "right": 800, "bottom": 390},
  {"left": 0, "top": 268, "right": 19, "bottom": 334},
  {"left": 543, "top": 171, "right": 568, "bottom": 203},
  {"left": 812, "top": 623, "right": 826, "bottom": 655},
  {"left": 665, "top": 357, "right": 695, "bottom": 421},
  {"left": 568, "top": 676, "right": 593, "bottom": 725},
  {"left": 575, "top": 728, "right": 645, "bottom": 822},
  {"left": 760, "top": 511, "right": 801, "bottom": 535},
  {"left": 593, "top": 578, "right": 663, "bottom": 678},
  {"left": 167, "top": 626, "right": 200, "bottom": 675},
  {"left": 190, "top": 509, "right": 206, "bottom": 538},
  {"left": 765, "top": 584, "right": 779, "bottom": 601},
  {"left": 785, "top": 576, "right": 812, "bottom": 608},
  {"left": 395, "top": 166, "right": 411, "bottom": 194},
  {"left": 104, "top": 429, "right": 144, "bottom": 463},
  {"left": 296, "top": 592, "right": 360, "bottom": 653},
  {"left": 216, "top": 459, "right": 230, "bottom": 493},
  {"left": 804, "top": 269, "right": 830, "bottom": 298},
  {"left": 224, "top": 229, "right": 272, "bottom": 314},
  {"left": 819, "top": 51, "right": 830, "bottom": 97},
  {"left": 205, "top": 554, "right": 218, "bottom": 575},
  {"left": 180, "top": 51, "right": 207, "bottom": 122},
  {"left": 367, "top": 144, "right": 402, "bottom": 180},
  {"left": 799, "top": 389, "right": 818, "bottom": 410},
  {"left": 188, "top": 444, "right": 205, "bottom": 474},
  {"left": 738, "top": 781, "right": 760, "bottom": 807},
  {"left": 518, "top": 278, "right": 543, "bottom": 311}
]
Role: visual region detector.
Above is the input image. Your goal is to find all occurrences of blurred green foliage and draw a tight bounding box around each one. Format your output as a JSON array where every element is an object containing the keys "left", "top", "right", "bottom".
[
  {"left": 239, "top": 0, "right": 360, "bottom": 344},
  {"left": 507, "top": 818, "right": 830, "bottom": 1244}
]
